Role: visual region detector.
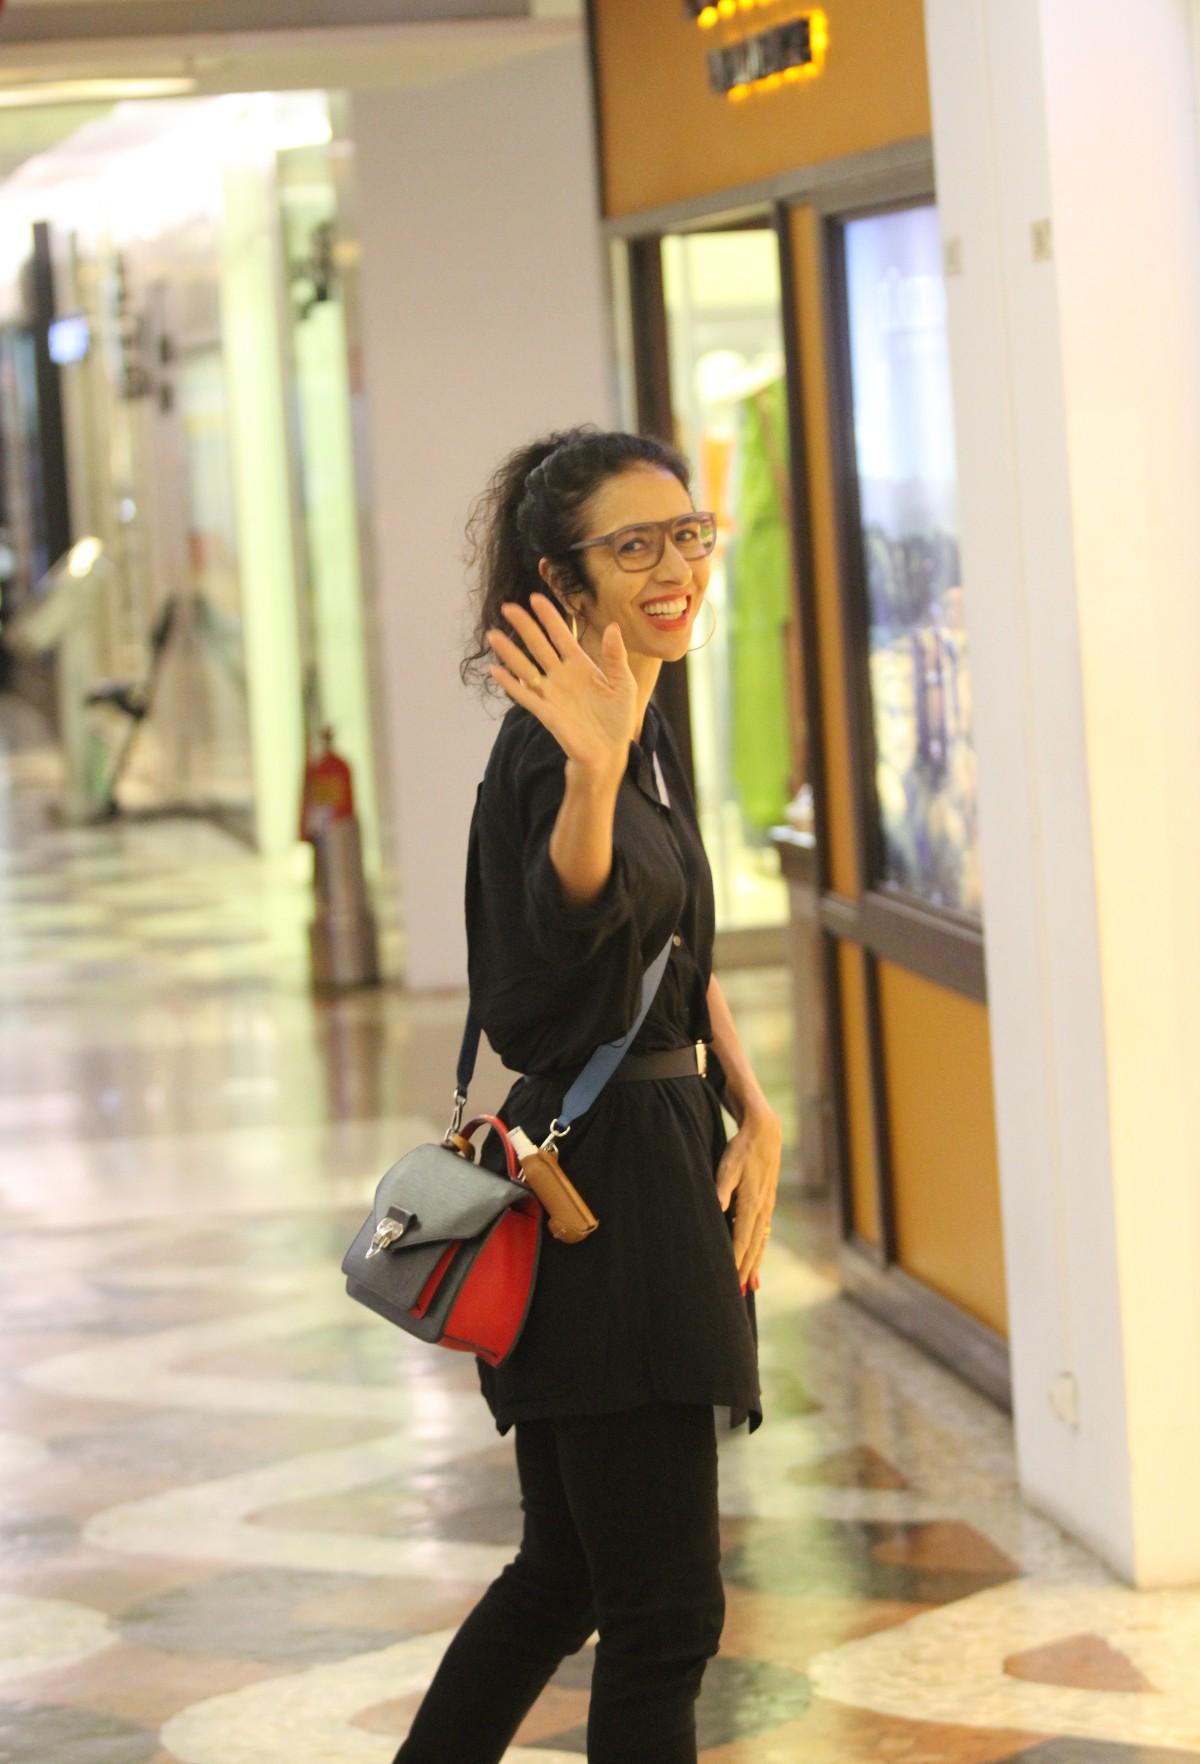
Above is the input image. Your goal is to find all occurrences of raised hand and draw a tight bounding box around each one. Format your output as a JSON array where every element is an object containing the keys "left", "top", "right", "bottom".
[{"left": 486, "top": 594, "right": 638, "bottom": 781}]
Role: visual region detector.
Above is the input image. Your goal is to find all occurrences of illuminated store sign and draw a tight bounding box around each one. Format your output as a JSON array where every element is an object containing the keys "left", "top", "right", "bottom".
[{"left": 683, "top": 3, "right": 828, "bottom": 101}]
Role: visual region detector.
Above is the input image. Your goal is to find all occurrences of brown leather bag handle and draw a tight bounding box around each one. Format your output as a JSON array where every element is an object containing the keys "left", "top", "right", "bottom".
[{"left": 446, "top": 1114, "right": 521, "bottom": 1182}]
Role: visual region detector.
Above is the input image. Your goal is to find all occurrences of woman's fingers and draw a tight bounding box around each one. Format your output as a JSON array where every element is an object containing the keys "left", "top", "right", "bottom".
[
  {"left": 720, "top": 1117, "right": 780, "bottom": 1289},
  {"left": 716, "top": 1149, "right": 738, "bottom": 1213},
  {"left": 738, "top": 1224, "right": 770, "bottom": 1286},
  {"left": 486, "top": 628, "right": 546, "bottom": 689},
  {"left": 501, "top": 600, "right": 564, "bottom": 673},
  {"left": 487, "top": 662, "right": 537, "bottom": 704},
  {"left": 716, "top": 1129, "right": 778, "bottom": 1289},
  {"left": 598, "top": 620, "right": 631, "bottom": 687},
  {"left": 745, "top": 1214, "right": 772, "bottom": 1280},
  {"left": 732, "top": 1202, "right": 761, "bottom": 1273},
  {"left": 487, "top": 662, "right": 556, "bottom": 730},
  {"left": 529, "top": 592, "right": 580, "bottom": 656},
  {"left": 730, "top": 1182, "right": 775, "bottom": 1282}
]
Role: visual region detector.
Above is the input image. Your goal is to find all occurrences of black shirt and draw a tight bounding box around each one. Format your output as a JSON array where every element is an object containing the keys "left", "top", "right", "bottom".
[{"left": 465, "top": 700, "right": 762, "bottom": 1433}]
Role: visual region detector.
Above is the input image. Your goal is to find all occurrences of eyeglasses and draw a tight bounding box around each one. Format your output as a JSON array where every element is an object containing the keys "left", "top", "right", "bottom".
[{"left": 569, "top": 511, "right": 718, "bottom": 573}]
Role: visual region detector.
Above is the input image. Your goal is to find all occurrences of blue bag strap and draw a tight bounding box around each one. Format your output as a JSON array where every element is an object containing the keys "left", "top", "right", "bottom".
[
  {"left": 451, "top": 930, "right": 673, "bottom": 1139},
  {"left": 455, "top": 1013, "right": 483, "bottom": 1103},
  {"left": 451, "top": 739, "right": 675, "bottom": 1146},
  {"left": 551, "top": 930, "right": 673, "bottom": 1134}
]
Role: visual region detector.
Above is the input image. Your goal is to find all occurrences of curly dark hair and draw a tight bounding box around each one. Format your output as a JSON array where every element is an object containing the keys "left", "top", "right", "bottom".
[{"left": 462, "top": 425, "right": 691, "bottom": 691}]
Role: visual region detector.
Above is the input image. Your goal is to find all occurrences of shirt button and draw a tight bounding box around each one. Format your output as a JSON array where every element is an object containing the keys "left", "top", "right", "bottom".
[{"left": 672, "top": 934, "right": 682, "bottom": 947}]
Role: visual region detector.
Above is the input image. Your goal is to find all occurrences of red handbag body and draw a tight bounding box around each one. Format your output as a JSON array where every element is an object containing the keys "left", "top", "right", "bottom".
[
  {"left": 343, "top": 915, "right": 674, "bottom": 1366},
  {"left": 342, "top": 1115, "right": 541, "bottom": 1367}
]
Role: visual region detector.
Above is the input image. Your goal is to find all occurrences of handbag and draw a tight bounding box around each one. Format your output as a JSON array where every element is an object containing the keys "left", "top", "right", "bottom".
[{"left": 341, "top": 932, "right": 675, "bottom": 1367}]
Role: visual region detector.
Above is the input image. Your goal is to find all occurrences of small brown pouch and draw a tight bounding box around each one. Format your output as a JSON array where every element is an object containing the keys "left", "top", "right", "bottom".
[{"left": 508, "top": 1127, "right": 598, "bottom": 1244}]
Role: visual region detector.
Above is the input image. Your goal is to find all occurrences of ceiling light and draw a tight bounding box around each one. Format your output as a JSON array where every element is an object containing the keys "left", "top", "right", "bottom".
[
  {"left": 67, "top": 537, "right": 104, "bottom": 579},
  {"left": 0, "top": 77, "right": 198, "bottom": 110}
]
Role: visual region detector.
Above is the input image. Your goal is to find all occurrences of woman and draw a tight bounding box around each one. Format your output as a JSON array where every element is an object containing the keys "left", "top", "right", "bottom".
[{"left": 394, "top": 427, "right": 781, "bottom": 1764}]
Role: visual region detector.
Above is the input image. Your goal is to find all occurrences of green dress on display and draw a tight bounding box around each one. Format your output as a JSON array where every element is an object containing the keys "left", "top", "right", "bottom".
[{"left": 729, "top": 378, "right": 793, "bottom": 833}]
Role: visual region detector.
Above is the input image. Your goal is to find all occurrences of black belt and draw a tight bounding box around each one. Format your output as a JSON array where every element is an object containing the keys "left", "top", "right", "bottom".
[
  {"left": 609, "top": 1042, "right": 709, "bottom": 1084},
  {"left": 530, "top": 1044, "right": 710, "bottom": 1089}
]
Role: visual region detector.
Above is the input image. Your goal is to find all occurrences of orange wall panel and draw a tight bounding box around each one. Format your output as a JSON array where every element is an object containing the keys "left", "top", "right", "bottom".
[
  {"left": 838, "top": 941, "right": 880, "bottom": 1247},
  {"left": 877, "top": 961, "right": 1008, "bottom": 1335},
  {"left": 591, "top": 0, "right": 932, "bottom": 218}
]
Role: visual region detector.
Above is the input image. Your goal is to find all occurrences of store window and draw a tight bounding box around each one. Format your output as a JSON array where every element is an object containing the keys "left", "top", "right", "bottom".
[
  {"left": 661, "top": 229, "right": 801, "bottom": 932},
  {"left": 841, "top": 204, "right": 980, "bottom": 918}
]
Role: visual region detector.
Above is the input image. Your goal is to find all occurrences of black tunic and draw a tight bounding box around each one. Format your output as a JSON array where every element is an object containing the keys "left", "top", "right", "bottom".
[{"left": 465, "top": 700, "right": 762, "bottom": 1434}]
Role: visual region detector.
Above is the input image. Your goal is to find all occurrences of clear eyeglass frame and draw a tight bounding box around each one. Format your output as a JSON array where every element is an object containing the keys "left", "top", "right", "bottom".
[{"left": 569, "top": 512, "right": 718, "bottom": 574}]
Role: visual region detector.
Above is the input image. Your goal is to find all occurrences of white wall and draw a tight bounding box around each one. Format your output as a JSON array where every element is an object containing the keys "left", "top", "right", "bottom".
[
  {"left": 1041, "top": 0, "right": 1200, "bottom": 1588},
  {"left": 925, "top": 0, "right": 1200, "bottom": 1585},
  {"left": 352, "top": 40, "right": 612, "bottom": 990}
]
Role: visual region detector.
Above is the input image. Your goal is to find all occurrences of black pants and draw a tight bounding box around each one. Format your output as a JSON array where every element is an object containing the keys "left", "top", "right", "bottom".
[{"left": 392, "top": 1402, "right": 723, "bottom": 1764}]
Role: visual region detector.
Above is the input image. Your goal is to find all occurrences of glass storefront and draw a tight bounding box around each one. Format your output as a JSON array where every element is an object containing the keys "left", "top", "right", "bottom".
[
  {"left": 842, "top": 204, "right": 980, "bottom": 918},
  {"left": 661, "top": 229, "right": 801, "bottom": 932},
  {"left": 0, "top": 94, "right": 381, "bottom": 863}
]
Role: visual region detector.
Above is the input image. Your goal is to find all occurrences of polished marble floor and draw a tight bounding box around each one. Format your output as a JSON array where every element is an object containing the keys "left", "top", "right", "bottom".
[{"left": 1, "top": 695, "right": 1198, "bottom": 1763}]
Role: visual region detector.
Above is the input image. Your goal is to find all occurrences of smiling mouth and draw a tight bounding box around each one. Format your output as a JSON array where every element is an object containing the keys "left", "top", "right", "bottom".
[{"left": 639, "top": 595, "right": 692, "bottom": 629}]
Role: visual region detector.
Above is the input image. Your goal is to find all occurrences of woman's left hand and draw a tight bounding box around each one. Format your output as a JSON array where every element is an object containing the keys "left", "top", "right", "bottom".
[{"left": 716, "top": 1103, "right": 783, "bottom": 1291}]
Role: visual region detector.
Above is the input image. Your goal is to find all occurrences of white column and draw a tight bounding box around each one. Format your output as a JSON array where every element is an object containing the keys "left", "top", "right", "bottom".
[
  {"left": 352, "top": 40, "right": 613, "bottom": 991},
  {"left": 924, "top": 0, "right": 1200, "bottom": 1585},
  {"left": 221, "top": 107, "right": 307, "bottom": 860}
]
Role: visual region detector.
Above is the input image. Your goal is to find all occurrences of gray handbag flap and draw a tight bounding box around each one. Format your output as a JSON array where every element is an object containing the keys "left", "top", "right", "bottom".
[
  {"left": 369, "top": 1143, "right": 522, "bottom": 1243},
  {"left": 342, "top": 1141, "right": 525, "bottom": 1319},
  {"left": 343, "top": 1140, "right": 521, "bottom": 1259}
]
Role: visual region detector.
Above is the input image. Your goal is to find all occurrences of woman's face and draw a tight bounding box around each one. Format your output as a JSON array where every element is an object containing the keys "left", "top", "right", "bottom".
[{"left": 555, "top": 465, "right": 711, "bottom": 663}]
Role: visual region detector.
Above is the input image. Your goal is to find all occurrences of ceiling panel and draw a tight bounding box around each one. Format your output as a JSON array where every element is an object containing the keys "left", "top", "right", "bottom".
[
  {"left": 0, "top": 99, "right": 110, "bottom": 180},
  {"left": 0, "top": 16, "right": 578, "bottom": 103},
  {"left": 1, "top": 0, "right": 527, "bottom": 39}
]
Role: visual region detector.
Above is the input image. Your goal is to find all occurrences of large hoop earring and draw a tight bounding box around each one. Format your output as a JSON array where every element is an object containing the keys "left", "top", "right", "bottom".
[{"left": 688, "top": 597, "right": 717, "bottom": 652}]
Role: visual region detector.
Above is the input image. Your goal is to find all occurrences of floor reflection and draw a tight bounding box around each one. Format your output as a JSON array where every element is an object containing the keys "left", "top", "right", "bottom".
[{"left": 1, "top": 695, "right": 1194, "bottom": 1764}]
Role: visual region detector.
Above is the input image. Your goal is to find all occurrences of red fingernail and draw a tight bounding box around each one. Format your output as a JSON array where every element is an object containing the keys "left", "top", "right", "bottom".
[
  {"left": 740, "top": 1282, "right": 747, "bottom": 1296},
  {"left": 751, "top": 1275, "right": 760, "bottom": 1292}
]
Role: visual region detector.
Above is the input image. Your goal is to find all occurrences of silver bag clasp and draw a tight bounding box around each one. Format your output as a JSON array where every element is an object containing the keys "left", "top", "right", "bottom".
[{"left": 366, "top": 1208, "right": 418, "bottom": 1258}]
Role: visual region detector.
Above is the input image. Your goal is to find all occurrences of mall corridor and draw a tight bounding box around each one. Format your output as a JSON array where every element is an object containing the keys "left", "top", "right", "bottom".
[
  {"left": 2, "top": 0, "right": 1200, "bottom": 1756},
  {"left": 0, "top": 696, "right": 1195, "bottom": 1762}
]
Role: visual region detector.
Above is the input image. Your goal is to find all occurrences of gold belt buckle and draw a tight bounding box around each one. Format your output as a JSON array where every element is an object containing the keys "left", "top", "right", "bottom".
[{"left": 696, "top": 1041, "right": 708, "bottom": 1078}]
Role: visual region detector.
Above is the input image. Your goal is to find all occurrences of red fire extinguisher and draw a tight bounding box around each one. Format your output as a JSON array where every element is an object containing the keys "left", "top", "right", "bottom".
[
  {"left": 300, "top": 726, "right": 355, "bottom": 842},
  {"left": 300, "top": 728, "right": 379, "bottom": 988}
]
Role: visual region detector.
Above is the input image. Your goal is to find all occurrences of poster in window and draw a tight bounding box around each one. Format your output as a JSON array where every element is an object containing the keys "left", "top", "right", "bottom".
[{"left": 843, "top": 204, "right": 981, "bottom": 918}]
